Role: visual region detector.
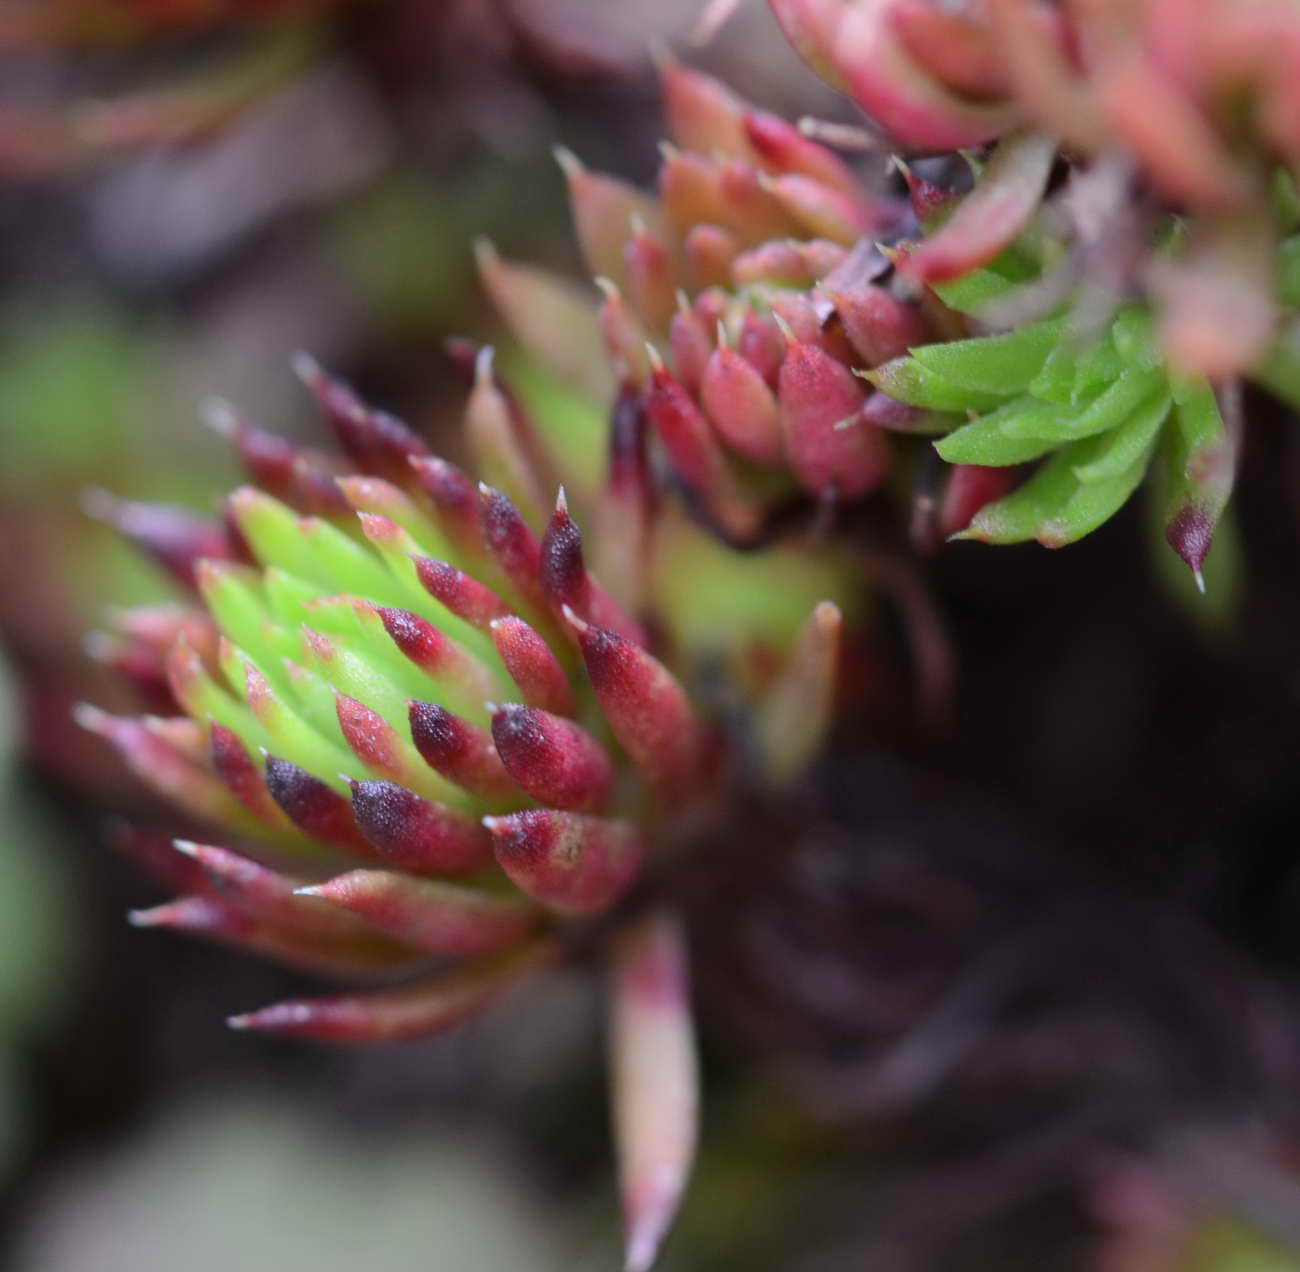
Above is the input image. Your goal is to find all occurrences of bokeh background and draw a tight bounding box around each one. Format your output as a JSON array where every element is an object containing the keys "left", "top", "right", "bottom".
[{"left": 4, "top": 2, "right": 1300, "bottom": 1269}]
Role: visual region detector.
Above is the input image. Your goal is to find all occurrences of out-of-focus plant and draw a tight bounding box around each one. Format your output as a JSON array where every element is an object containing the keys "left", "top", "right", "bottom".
[
  {"left": 0, "top": 18, "right": 320, "bottom": 170},
  {"left": 0, "top": 1, "right": 514, "bottom": 170},
  {"left": 0, "top": 652, "right": 74, "bottom": 1179},
  {"left": 9, "top": 1095, "right": 571, "bottom": 1272},
  {"left": 1, "top": 0, "right": 333, "bottom": 44},
  {"left": 1092, "top": 1156, "right": 1300, "bottom": 1272}
]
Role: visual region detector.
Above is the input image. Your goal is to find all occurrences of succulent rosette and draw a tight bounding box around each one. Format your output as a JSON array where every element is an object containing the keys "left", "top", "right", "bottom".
[
  {"left": 79, "top": 185, "right": 859, "bottom": 1264},
  {"left": 509, "top": 53, "right": 1024, "bottom": 546}
]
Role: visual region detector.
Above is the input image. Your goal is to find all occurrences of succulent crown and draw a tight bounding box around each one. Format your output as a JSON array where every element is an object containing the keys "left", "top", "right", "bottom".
[
  {"left": 81, "top": 191, "right": 854, "bottom": 1262},
  {"left": 83, "top": 340, "right": 849, "bottom": 1009}
]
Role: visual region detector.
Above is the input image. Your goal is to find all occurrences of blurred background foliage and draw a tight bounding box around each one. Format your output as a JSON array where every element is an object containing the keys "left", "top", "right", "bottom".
[{"left": 4, "top": 2, "right": 1300, "bottom": 1270}]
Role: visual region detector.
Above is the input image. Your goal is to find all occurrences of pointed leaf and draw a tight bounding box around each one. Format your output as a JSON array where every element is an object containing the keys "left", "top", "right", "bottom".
[
  {"left": 899, "top": 132, "right": 1056, "bottom": 283},
  {"left": 301, "top": 870, "right": 537, "bottom": 957},
  {"left": 484, "top": 811, "right": 642, "bottom": 916},
  {"left": 1001, "top": 368, "right": 1166, "bottom": 441},
  {"left": 228, "top": 942, "right": 555, "bottom": 1040},
  {"left": 1163, "top": 383, "right": 1237, "bottom": 580},
  {"left": 908, "top": 316, "right": 1066, "bottom": 396},
  {"left": 933, "top": 398, "right": 1070, "bottom": 466},
  {"left": 611, "top": 909, "right": 698, "bottom": 1272},
  {"left": 1071, "top": 389, "right": 1171, "bottom": 483},
  {"left": 755, "top": 601, "right": 841, "bottom": 782},
  {"left": 865, "top": 356, "right": 1008, "bottom": 412}
]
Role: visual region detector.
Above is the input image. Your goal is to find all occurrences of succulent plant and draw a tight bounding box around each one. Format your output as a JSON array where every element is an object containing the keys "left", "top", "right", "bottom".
[
  {"left": 533, "top": 49, "right": 1300, "bottom": 580},
  {"left": 864, "top": 129, "right": 1300, "bottom": 576},
  {"left": 0, "top": 0, "right": 505, "bottom": 171},
  {"left": 80, "top": 286, "right": 856, "bottom": 1266},
  {"left": 68, "top": 1, "right": 1300, "bottom": 1265},
  {"left": 522, "top": 53, "right": 1028, "bottom": 550},
  {"left": 552, "top": 55, "right": 906, "bottom": 525}
]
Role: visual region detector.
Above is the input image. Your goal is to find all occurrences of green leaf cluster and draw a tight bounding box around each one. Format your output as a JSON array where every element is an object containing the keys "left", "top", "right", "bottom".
[{"left": 869, "top": 267, "right": 1226, "bottom": 556}]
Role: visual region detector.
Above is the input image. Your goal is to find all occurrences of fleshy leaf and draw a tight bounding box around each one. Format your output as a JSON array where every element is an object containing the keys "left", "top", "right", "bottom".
[
  {"left": 833, "top": 0, "right": 1017, "bottom": 151},
  {"left": 610, "top": 909, "right": 698, "bottom": 1272},
  {"left": 490, "top": 703, "right": 614, "bottom": 813},
  {"left": 908, "top": 315, "right": 1066, "bottom": 396},
  {"left": 898, "top": 132, "right": 1057, "bottom": 283},
  {"left": 958, "top": 434, "right": 1158, "bottom": 548},
  {"left": 484, "top": 811, "right": 642, "bottom": 916},
  {"left": 1001, "top": 368, "right": 1166, "bottom": 442},
  {"left": 1071, "top": 390, "right": 1172, "bottom": 484},
  {"left": 1162, "top": 383, "right": 1236, "bottom": 583},
  {"left": 755, "top": 601, "right": 841, "bottom": 782},
  {"left": 933, "top": 399, "right": 1070, "bottom": 467},
  {"left": 299, "top": 870, "right": 537, "bottom": 958},
  {"left": 475, "top": 240, "right": 612, "bottom": 403},
  {"left": 864, "top": 356, "right": 1008, "bottom": 412},
  {"left": 930, "top": 262, "right": 1032, "bottom": 314},
  {"left": 1028, "top": 335, "right": 1125, "bottom": 405},
  {"left": 228, "top": 942, "right": 555, "bottom": 1040}
]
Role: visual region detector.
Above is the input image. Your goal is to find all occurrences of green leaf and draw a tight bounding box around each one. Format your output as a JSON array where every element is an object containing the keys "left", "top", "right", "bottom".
[
  {"left": 296, "top": 519, "right": 409, "bottom": 605},
  {"left": 654, "top": 517, "right": 861, "bottom": 658},
  {"left": 1002, "top": 367, "right": 1165, "bottom": 442},
  {"left": 281, "top": 661, "right": 350, "bottom": 743},
  {"left": 1035, "top": 451, "right": 1154, "bottom": 546},
  {"left": 863, "top": 357, "right": 1007, "bottom": 412},
  {"left": 1111, "top": 307, "right": 1162, "bottom": 370},
  {"left": 497, "top": 349, "right": 608, "bottom": 504},
  {"left": 908, "top": 316, "right": 1066, "bottom": 396},
  {"left": 222, "top": 645, "right": 356, "bottom": 791},
  {"left": 358, "top": 520, "right": 498, "bottom": 665},
  {"left": 955, "top": 448, "right": 1079, "bottom": 543},
  {"left": 198, "top": 567, "right": 297, "bottom": 681},
  {"left": 302, "top": 634, "right": 411, "bottom": 725},
  {"left": 1160, "top": 382, "right": 1236, "bottom": 580},
  {"left": 1172, "top": 381, "right": 1226, "bottom": 456},
  {"left": 230, "top": 490, "right": 326, "bottom": 584},
  {"left": 299, "top": 594, "right": 378, "bottom": 643},
  {"left": 264, "top": 568, "right": 329, "bottom": 628},
  {"left": 958, "top": 430, "right": 1155, "bottom": 547},
  {"left": 934, "top": 398, "right": 1076, "bottom": 466},
  {"left": 172, "top": 652, "right": 272, "bottom": 756},
  {"left": 1070, "top": 389, "right": 1171, "bottom": 483},
  {"left": 1028, "top": 333, "right": 1124, "bottom": 405},
  {"left": 1148, "top": 479, "right": 1242, "bottom": 638},
  {"left": 930, "top": 266, "right": 1021, "bottom": 313}
]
